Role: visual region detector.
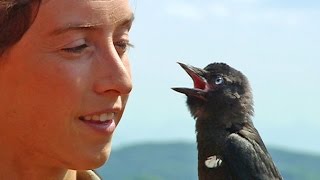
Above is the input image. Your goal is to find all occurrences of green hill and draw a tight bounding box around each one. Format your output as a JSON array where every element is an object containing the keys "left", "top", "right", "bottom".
[{"left": 97, "top": 142, "right": 320, "bottom": 180}]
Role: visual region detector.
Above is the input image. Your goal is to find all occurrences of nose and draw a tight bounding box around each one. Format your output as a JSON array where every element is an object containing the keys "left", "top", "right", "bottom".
[{"left": 93, "top": 45, "right": 132, "bottom": 95}]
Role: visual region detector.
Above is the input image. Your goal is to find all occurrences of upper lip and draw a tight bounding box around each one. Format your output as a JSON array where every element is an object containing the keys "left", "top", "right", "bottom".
[
  {"left": 79, "top": 107, "right": 121, "bottom": 119},
  {"left": 172, "top": 62, "right": 208, "bottom": 100}
]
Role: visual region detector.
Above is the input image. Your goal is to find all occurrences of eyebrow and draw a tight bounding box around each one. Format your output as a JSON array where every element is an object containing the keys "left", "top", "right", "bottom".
[{"left": 49, "top": 13, "right": 135, "bottom": 36}]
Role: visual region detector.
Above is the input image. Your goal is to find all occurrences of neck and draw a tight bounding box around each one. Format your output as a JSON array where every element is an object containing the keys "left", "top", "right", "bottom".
[
  {"left": 195, "top": 112, "right": 251, "bottom": 180},
  {"left": 0, "top": 138, "right": 77, "bottom": 180},
  {"left": 195, "top": 116, "right": 229, "bottom": 180}
]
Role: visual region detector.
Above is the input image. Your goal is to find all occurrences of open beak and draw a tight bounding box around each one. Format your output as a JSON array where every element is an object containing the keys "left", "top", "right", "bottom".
[{"left": 172, "top": 62, "right": 208, "bottom": 101}]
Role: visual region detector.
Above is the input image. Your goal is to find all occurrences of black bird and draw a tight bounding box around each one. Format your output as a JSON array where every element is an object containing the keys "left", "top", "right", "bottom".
[{"left": 172, "top": 62, "right": 282, "bottom": 180}]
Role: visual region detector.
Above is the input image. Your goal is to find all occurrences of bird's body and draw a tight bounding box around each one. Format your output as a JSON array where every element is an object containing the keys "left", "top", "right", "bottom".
[{"left": 173, "top": 62, "right": 282, "bottom": 180}]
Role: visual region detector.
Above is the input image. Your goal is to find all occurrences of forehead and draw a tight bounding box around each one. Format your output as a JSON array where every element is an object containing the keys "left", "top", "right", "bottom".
[
  {"left": 204, "top": 63, "right": 246, "bottom": 82},
  {"left": 35, "top": 0, "right": 132, "bottom": 34},
  {"left": 205, "top": 63, "right": 233, "bottom": 75}
]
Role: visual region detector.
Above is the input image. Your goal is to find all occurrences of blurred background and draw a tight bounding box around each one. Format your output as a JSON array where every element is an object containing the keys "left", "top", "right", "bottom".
[{"left": 99, "top": 0, "right": 320, "bottom": 179}]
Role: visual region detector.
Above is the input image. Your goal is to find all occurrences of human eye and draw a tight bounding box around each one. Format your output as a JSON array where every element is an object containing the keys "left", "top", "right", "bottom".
[
  {"left": 60, "top": 39, "right": 93, "bottom": 57},
  {"left": 114, "top": 40, "right": 134, "bottom": 56},
  {"left": 61, "top": 44, "right": 89, "bottom": 53}
]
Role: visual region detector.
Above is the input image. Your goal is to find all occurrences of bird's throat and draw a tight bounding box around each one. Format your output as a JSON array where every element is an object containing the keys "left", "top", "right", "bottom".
[
  {"left": 195, "top": 116, "right": 236, "bottom": 180},
  {"left": 196, "top": 129, "right": 232, "bottom": 180}
]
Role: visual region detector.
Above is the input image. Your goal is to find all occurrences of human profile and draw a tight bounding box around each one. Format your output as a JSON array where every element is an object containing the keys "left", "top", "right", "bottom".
[{"left": 0, "top": 0, "right": 134, "bottom": 179}]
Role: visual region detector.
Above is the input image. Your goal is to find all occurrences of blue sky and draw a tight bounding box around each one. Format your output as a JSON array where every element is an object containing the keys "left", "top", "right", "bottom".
[{"left": 113, "top": 0, "right": 320, "bottom": 154}]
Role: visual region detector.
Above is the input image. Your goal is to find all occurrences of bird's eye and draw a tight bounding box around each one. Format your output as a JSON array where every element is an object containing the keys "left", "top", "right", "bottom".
[{"left": 215, "top": 76, "right": 224, "bottom": 85}]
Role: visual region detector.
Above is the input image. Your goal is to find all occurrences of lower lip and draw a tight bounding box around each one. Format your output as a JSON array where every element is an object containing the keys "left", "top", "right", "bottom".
[{"left": 80, "top": 119, "right": 116, "bottom": 135}]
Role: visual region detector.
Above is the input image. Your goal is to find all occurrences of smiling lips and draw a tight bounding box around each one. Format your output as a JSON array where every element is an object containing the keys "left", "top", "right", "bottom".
[{"left": 79, "top": 112, "right": 115, "bottom": 122}]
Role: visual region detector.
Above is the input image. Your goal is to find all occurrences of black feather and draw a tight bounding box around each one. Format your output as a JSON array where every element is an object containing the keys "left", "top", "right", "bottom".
[{"left": 173, "top": 62, "right": 282, "bottom": 180}]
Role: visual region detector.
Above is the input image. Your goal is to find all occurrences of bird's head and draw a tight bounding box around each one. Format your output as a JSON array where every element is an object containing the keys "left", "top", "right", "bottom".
[{"left": 172, "top": 62, "right": 253, "bottom": 121}]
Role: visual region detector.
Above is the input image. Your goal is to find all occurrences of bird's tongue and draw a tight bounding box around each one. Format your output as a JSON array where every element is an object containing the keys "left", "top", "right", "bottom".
[
  {"left": 190, "top": 72, "right": 206, "bottom": 90},
  {"left": 172, "top": 62, "right": 208, "bottom": 101},
  {"left": 178, "top": 62, "right": 207, "bottom": 90}
]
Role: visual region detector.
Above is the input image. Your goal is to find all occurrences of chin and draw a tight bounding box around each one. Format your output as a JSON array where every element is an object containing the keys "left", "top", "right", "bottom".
[{"left": 67, "top": 144, "right": 112, "bottom": 170}]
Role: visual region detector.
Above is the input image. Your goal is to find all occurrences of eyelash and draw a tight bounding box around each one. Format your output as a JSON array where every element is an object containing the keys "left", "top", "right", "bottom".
[
  {"left": 61, "top": 41, "right": 134, "bottom": 56},
  {"left": 62, "top": 44, "right": 89, "bottom": 53},
  {"left": 115, "top": 40, "right": 134, "bottom": 54}
]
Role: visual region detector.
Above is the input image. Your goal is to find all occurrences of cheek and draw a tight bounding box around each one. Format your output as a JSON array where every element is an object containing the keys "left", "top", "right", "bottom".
[
  {"left": 0, "top": 66, "right": 81, "bottom": 154},
  {"left": 6, "top": 59, "right": 89, "bottom": 133},
  {"left": 121, "top": 94, "right": 130, "bottom": 107},
  {"left": 116, "top": 94, "right": 130, "bottom": 125},
  {"left": 26, "top": 63, "right": 90, "bottom": 149},
  {"left": 32, "top": 62, "right": 90, "bottom": 120}
]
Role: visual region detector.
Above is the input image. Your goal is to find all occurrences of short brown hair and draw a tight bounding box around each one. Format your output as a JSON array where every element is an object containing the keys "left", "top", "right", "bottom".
[{"left": 0, "top": 0, "right": 41, "bottom": 56}]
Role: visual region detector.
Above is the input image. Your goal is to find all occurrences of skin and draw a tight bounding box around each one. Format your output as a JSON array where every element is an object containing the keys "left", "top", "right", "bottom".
[{"left": 0, "top": 0, "right": 133, "bottom": 179}]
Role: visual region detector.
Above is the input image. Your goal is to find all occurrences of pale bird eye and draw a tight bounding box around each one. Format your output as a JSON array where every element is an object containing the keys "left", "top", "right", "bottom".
[{"left": 215, "top": 76, "right": 224, "bottom": 85}]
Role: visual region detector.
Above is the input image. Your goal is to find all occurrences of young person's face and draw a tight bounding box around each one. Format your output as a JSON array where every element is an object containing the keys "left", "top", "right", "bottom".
[{"left": 0, "top": 0, "right": 133, "bottom": 169}]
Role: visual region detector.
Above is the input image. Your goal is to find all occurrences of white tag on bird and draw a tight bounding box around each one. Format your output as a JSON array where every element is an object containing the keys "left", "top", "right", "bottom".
[{"left": 205, "top": 155, "right": 222, "bottom": 168}]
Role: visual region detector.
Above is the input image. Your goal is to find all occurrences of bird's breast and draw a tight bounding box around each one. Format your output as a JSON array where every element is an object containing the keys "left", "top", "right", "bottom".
[{"left": 196, "top": 130, "right": 232, "bottom": 180}]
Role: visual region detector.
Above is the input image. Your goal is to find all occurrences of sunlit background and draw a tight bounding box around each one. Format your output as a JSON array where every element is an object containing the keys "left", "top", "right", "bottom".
[{"left": 113, "top": 0, "right": 320, "bottom": 155}]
